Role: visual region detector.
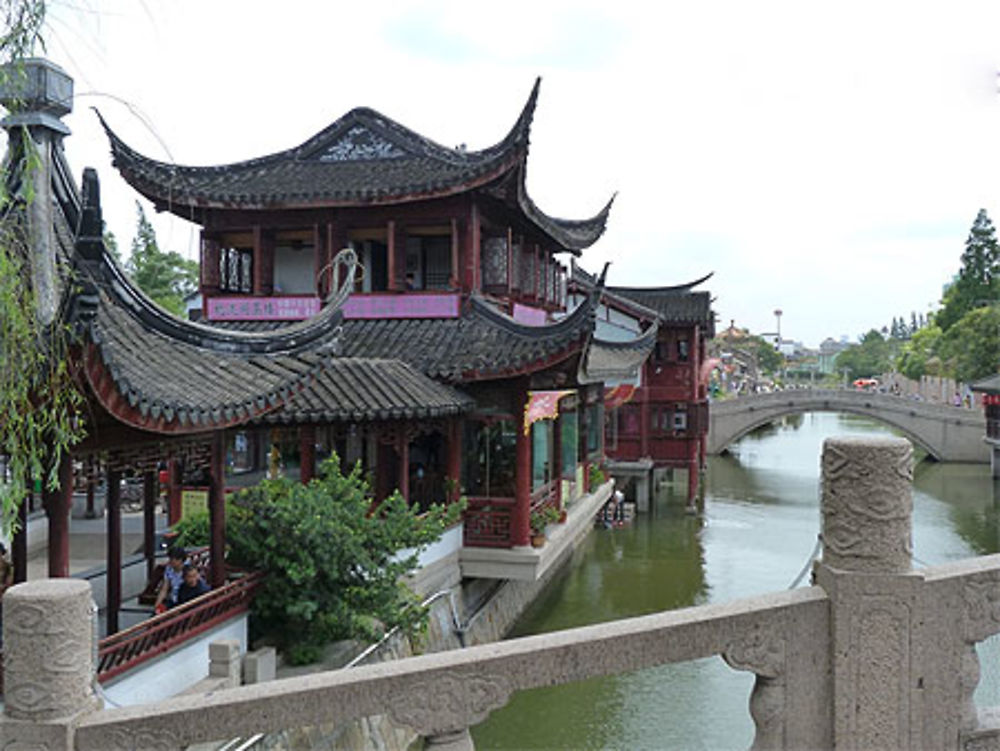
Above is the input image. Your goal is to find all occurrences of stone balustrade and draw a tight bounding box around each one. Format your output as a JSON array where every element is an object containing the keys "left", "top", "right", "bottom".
[{"left": 4, "top": 436, "right": 1000, "bottom": 750}]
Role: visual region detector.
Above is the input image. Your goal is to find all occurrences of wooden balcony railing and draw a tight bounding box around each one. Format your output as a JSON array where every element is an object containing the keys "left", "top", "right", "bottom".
[
  {"left": 462, "top": 496, "right": 515, "bottom": 548},
  {"left": 97, "top": 571, "right": 264, "bottom": 682},
  {"left": 530, "top": 480, "right": 559, "bottom": 516}
]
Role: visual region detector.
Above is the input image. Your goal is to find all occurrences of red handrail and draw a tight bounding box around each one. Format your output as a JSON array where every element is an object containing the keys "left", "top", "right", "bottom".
[{"left": 97, "top": 571, "right": 265, "bottom": 683}]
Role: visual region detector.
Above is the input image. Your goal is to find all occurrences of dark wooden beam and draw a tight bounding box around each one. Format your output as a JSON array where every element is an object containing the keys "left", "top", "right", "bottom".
[
  {"left": 143, "top": 470, "right": 157, "bottom": 582},
  {"left": 513, "top": 384, "right": 531, "bottom": 547},
  {"left": 300, "top": 425, "right": 316, "bottom": 484},
  {"left": 43, "top": 451, "right": 73, "bottom": 578},
  {"left": 106, "top": 465, "right": 122, "bottom": 634},
  {"left": 209, "top": 431, "right": 226, "bottom": 589},
  {"left": 13, "top": 485, "right": 27, "bottom": 583}
]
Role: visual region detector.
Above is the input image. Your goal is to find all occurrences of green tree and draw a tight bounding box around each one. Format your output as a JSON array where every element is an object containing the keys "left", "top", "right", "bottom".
[
  {"left": 126, "top": 202, "right": 197, "bottom": 315},
  {"left": 745, "top": 334, "right": 784, "bottom": 375},
  {"left": 937, "top": 209, "right": 1000, "bottom": 332},
  {"left": 0, "top": 1, "right": 88, "bottom": 532},
  {"left": 175, "top": 454, "right": 464, "bottom": 664},
  {"left": 895, "top": 324, "right": 943, "bottom": 380},
  {"left": 835, "top": 329, "right": 892, "bottom": 381},
  {"left": 936, "top": 306, "right": 1000, "bottom": 382}
]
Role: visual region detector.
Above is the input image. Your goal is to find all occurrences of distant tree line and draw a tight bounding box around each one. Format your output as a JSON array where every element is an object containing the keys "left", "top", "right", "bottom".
[{"left": 835, "top": 209, "right": 1000, "bottom": 383}]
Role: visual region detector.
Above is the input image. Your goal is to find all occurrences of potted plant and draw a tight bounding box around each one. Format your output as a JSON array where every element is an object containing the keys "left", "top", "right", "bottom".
[
  {"left": 530, "top": 506, "right": 560, "bottom": 547},
  {"left": 589, "top": 464, "right": 606, "bottom": 489}
]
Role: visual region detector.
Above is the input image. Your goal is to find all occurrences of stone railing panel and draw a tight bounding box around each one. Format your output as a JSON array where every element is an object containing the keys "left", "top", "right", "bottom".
[{"left": 73, "top": 588, "right": 829, "bottom": 750}]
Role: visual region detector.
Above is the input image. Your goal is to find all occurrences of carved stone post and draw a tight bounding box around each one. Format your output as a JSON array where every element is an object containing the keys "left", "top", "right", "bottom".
[
  {"left": 813, "top": 436, "right": 917, "bottom": 751},
  {"left": 0, "top": 579, "right": 100, "bottom": 749},
  {"left": 723, "top": 624, "right": 786, "bottom": 750}
]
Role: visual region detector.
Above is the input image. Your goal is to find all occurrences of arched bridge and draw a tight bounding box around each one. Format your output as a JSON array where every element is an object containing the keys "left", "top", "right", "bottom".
[{"left": 708, "top": 389, "right": 988, "bottom": 462}]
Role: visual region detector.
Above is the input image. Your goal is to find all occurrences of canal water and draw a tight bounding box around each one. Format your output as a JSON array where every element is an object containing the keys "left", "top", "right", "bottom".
[{"left": 471, "top": 411, "right": 1000, "bottom": 750}]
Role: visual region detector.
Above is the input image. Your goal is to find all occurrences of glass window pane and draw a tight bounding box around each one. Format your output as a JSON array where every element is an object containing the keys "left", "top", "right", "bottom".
[
  {"left": 560, "top": 409, "right": 578, "bottom": 479},
  {"left": 532, "top": 421, "right": 553, "bottom": 491}
]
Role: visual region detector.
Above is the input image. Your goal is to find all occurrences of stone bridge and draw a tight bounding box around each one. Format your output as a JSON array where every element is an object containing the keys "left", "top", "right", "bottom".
[{"left": 708, "top": 388, "right": 988, "bottom": 462}]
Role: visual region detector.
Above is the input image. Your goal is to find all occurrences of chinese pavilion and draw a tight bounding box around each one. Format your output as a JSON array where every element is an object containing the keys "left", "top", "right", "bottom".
[{"left": 95, "top": 78, "right": 651, "bottom": 564}]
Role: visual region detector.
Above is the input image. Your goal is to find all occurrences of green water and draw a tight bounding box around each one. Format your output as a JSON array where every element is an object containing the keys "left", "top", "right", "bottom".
[{"left": 471, "top": 412, "right": 1000, "bottom": 750}]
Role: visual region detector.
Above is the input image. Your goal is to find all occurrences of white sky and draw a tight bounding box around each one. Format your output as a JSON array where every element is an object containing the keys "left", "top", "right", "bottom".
[{"left": 30, "top": 0, "right": 1000, "bottom": 347}]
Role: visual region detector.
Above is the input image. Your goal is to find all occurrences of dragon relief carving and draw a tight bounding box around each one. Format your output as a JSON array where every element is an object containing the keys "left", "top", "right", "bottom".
[
  {"left": 722, "top": 624, "right": 785, "bottom": 680},
  {"left": 963, "top": 571, "right": 1000, "bottom": 644},
  {"left": 388, "top": 671, "right": 512, "bottom": 736}
]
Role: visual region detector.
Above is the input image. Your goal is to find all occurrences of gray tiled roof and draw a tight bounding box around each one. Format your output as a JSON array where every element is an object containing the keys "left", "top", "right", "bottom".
[
  {"left": 580, "top": 323, "right": 659, "bottom": 383},
  {"left": 339, "top": 295, "right": 596, "bottom": 380},
  {"left": 209, "top": 294, "right": 597, "bottom": 382},
  {"left": 98, "top": 79, "right": 611, "bottom": 252},
  {"left": 260, "top": 358, "right": 474, "bottom": 424},
  {"left": 609, "top": 286, "right": 714, "bottom": 326},
  {"left": 57, "top": 169, "right": 476, "bottom": 431}
]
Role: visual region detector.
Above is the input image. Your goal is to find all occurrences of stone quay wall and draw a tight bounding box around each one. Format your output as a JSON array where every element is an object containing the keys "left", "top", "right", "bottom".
[{"left": 9, "top": 437, "right": 1000, "bottom": 749}]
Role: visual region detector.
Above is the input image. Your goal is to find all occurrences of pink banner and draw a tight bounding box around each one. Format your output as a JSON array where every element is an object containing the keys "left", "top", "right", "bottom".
[
  {"left": 512, "top": 303, "right": 548, "bottom": 326},
  {"left": 523, "top": 390, "right": 575, "bottom": 435},
  {"left": 207, "top": 296, "right": 320, "bottom": 321},
  {"left": 343, "top": 293, "right": 460, "bottom": 320}
]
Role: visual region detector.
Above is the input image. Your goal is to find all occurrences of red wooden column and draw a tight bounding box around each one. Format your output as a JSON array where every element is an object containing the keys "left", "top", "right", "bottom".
[
  {"left": 580, "top": 400, "right": 590, "bottom": 495},
  {"left": 513, "top": 388, "right": 532, "bottom": 547},
  {"left": 106, "top": 465, "right": 122, "bottom": 634},
  {"left": 300, "top": 425, "right": 316, "bottom": 484},
  {"left": 42, "top": 452, "right": 73, "bottom": 578},
  {"left": 85, "top": 457, "right": 96, "bottom": 518},
  {"left": 470, "top": 203, "right": 482, "bottom": 291},
  {"left": 687, "top": 441, "right": 699, "bottom": 503},
  {"left": 446, "top": 419, "right": 462, "bottom": 503},
  {"left": 209, "top": 431, "right": 226, "bottom": 589},
  {"left": 553, "top": 408, "right": 563, "bottom": 508},
  {"left": 506, "top": 227, "right": 514, "bottom": 296},
  {"left": 253, "top": 226, "right": 275, "bottom": 296},
  {"left": 13, "top": 482, "right": 28, "bottom": 583},
  {"left": 639, "top": 384, "right": 651, "bottom": 459},
  {"left": 167, "top": 458, "right": 183, "bottom": 525},
  {"left": 143, "top": 470, "right": 157, "bottom": 582},
  {"left": 450, "top": 218, "right": 460, "bottom": 290},
  {"left": 200, "top": 234, "right": 221, "bottom": 296},
  {"left": 397, "top": 432, "right": 410, "bottom": 502},
  {"left": 386, "top": 220, "right": 397, "bottom": 291}
]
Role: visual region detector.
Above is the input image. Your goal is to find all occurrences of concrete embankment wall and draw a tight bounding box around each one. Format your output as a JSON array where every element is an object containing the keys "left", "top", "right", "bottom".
[{"left": 252, "top": 510, "right": 599, "bottom": 751}]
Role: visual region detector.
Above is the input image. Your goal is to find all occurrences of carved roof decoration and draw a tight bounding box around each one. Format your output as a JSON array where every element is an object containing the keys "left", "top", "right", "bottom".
[
  {"left": 578, "top": 322, "right": 659, "bottom": 384},
  {"left": 97, "top": 78, "right": 612, "bottom": 253}
]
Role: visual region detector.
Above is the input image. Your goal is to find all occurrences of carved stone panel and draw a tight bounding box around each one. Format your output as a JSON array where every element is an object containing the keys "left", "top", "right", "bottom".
[
  {"left": 3, "top": 580, "right": 98, "bottom": 722},
  {"left": 821, "top": 436, "right": 913, "bottom": 573},
  {"left": 388, "top": 671, "right": 512, "bottom": 736},
  {"left": 851, "top": 600, "right": 910, "bottom": 748}
]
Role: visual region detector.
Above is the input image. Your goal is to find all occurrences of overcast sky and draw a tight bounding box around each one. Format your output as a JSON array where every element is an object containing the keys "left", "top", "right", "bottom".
[{"left": 32, "top": 0, "right": 1000, "bottom": 347}]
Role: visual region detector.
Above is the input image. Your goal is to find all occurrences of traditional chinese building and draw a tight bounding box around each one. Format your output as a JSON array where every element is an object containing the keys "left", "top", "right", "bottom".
[
  {"left": 569, "top": 264, "right": 715, "bottom": 503},
  {"left": 97, "top": 78, "right": 649, "bottom": 575}
]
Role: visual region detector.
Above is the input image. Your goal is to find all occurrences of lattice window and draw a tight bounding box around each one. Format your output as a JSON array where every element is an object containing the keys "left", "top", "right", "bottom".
[
  {"left": 219, "top": 247, "right": 253, "bottom": 293},
  {"left": 509, "top": 239, "right": 520, "bottom": 292},
  {"left": 519, "top": 244, "right": 532, "bottom": 293},
  {"left": 536, "top": 251, "right": 545, "bottom": 299},
  {"left": 423, "top": 238, "right": 452, "bottom": 289},
  {"left": 482, "top": 236, "right": 507, "bottom": 288}
]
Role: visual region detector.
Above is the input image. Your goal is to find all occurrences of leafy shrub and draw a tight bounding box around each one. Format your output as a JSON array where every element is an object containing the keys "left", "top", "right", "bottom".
[{"left": 176, "top": 454, "right": 463, "bottom": 663}]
